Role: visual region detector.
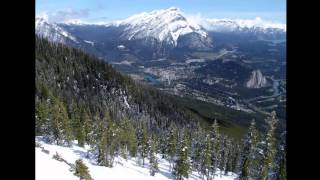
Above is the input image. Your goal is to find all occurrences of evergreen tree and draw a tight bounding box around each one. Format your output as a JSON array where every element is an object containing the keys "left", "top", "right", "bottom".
[
  {"left": 210, "top": 120, "right": 220, "bottom": 177},
  {"left": 137, "top": 122, "right": 148, "bottom": 166},
  {"left": 231, "top": 142, "right": 241, "bottom": 173},
  {"left": 127, "top": 124, "right": 138, "bottom": 158},
  {"left": 200, "top": 134, "right": 212, "bottom": 180},
  {"left": 225, "top": 139, "right": 235, "bottom": 175},
  {"left": 149, "top": 136, "right": 159, "bottom": 176},
  {"left": 219, "top": 136, "right": 231, "bottom": 176},
  {"left": 74, "top": 159, "right": 92, "bottom": 180},
  {"left": 104, "top": 111, "right": 118, "bottom": 167},
  {"left": 97, "top": 129, "right": 108, "bottom": 166},
  {"left": 191, "top": 130, "right": 203, "bottom": 171},
  {"left": 173, "top": 132, "right": 190, "bottom": 180},
  {"left": 82, "top": 109, "right": 93, "bottom": 145},
  {"left": 120, "top": 117, "right": 138, "bottom": 158},
  {"left": 167, "top": 125, "right": 178, "bottom": 171},
  {"left": 258, "top": 112, "right": 278, "bottom": 180},
  {"left": 91, "top": 112, "right": 110, "bottom": 167},
  {"left": 276, "top": 145, "right": 286, "bottom": 180},
  {"left": 238, "top": 119, "right": 258, "bottom": 180},
  {"left": 72, "top": 104, "right": 85, "bottom": 147},
  {"left": 50, "top": 96, "right": 73, "bottom": 146},
  {"left": 275, "top": 131, "right": 286, "bottom": 180},
  {"left": 35, "top": 99, "right": 49, "bottom": 136}
]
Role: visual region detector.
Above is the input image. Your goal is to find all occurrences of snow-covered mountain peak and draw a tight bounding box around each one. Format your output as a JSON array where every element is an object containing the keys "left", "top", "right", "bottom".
[
  {"left": 36, "top": 17, "right": 78, "bottom": 44},
  {"left": 36, "top": 17, "right": 49, "bottom": 27},
  {"left": 117, "top": 7, "right": 208, "bottom": 46},
  {"left": 202, "top": 17, "right": 286, "bottom": 32}
]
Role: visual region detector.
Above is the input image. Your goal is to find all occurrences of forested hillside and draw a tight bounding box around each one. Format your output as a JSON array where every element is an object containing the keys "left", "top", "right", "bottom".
[{"left": 35, "top": 36, "right": 286, "bottom": 179}]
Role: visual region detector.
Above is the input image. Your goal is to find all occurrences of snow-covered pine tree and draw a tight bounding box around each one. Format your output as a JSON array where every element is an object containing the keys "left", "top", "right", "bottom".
[
  {"left": 219, "top": 136, "right": 231, "bottom": 176},
  {"left": 137, "top": 122, "right": 148, "bottom": 166},
  {"left": 118, "top": 119, "right": 129, "bottom": 160},
  {"left": 275, "top": 131, "right": 286, "bottom": 180},
  {"left": 50, "top": 96, "right": 73, "bottom": 146},
  {"left": 225, "top": 138, "right": 234, "bottom": 175},
  {"left": 74, "top": 159, "right": 92, "bottom": 180},
  {"left": 210, "top": 119, "right": 220, "bottom": 177},
  {"left": 97, "top": 122, "right": 109, "bottom": 167},
  {"left": 117, "top": 117, "right": 137, "bottom": 160},
  {"left": 219, "top": 135, "right": 227, "bottom": 176},
  {"left": 159, "top": 131, "right": 167, "bottom": 158},
  {"left": 230, "top": 141, "right": 241, "bottom": 173},
  {"left": 200, "top": 134, "right": 212, "bottom": 180},
  {"left": 258, "top": 111, "right": 278, "bottom": 180},
  {"left": 71, "top": 103, "right": 85, "bottom": 147},
  {"left": 104, "top": 110, "right": 118, "bottom": 167},
  {"left": 124, "top": 118, "right": 138, "bottom": 158},
  {"left": 190, "top": 129, "right": 203, "bottom": 171},
  {"left": 91, "top": 111, "right": 115, "bottom": 167},
  {"left": 238, "top": 119, "right": 258, "bottom": 180},
  {"left": 173, "top": 132, "right": 190, "bottom": 180},
  {"left": 167, "top": 125, "right": 178, "bottom": 171},
  {"left": 35, "top": 98, "right": 50, "bottom": 136},
  {"left": 276, "top": 144, "right": 286, "bottom": 180},
  {"left": 82, "top": 109, "right": 93, "bottom": 145},
  {"left": 75, "top": 116, "right": 86, "bottom": 147},
  {"left": 35, "top": 82, "right": 51, "bottom": 137},
  {"left": 149, "top": 136, "right": 159, "bottom": 176}
]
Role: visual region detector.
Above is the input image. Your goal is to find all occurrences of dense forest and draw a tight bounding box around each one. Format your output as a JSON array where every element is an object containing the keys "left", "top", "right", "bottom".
[{"left": 35, "top": 36, "right": 286, "bottom": 180}]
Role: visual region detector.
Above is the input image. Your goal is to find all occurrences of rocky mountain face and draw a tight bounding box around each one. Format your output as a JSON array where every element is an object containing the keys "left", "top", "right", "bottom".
[
  {"left": 116, "top": 7, "right": 211, "bottom": 47},
  {"left": 246, "top": 70, "right": 268, "bottom": 88}
]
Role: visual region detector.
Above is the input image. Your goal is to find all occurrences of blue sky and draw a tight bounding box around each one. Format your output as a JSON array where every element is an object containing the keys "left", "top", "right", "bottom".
[{"left": 36, "top": 0, "right": 286, "bottom": 23}]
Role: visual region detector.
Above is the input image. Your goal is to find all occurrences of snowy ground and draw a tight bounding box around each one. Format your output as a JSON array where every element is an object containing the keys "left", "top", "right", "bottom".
[{"left": 36, "top": 137, "right": 237, "bottom": 180}]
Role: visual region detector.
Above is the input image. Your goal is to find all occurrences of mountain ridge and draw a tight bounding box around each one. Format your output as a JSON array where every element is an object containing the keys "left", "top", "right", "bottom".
[{"left": 36, "top": 7, "right": 286, "bottom": 47}]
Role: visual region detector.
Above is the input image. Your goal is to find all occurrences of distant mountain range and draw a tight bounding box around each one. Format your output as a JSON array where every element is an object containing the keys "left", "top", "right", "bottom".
[{"left": 36, "top": 7, "right": 286, "bottom": 59}]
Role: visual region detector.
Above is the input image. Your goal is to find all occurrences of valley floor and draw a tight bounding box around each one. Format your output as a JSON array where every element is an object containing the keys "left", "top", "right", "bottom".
[{"left": 36, "top": 137, "right": 237, "bottom": 180}]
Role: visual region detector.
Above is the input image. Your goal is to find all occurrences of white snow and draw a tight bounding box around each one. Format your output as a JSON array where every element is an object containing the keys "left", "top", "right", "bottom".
[
  {"left": 84, "top": 40, "right": 94, "bottom": 46},
  {"left": 150, "top": 58, "right": 167, "bottom": 62},
  {"left": 185, "top": 59, "right": 206, "bottom": 64},
  {"left": 36, "top": 148, "right": 78, "bottom": 180},
  {"left": 36, "top": 137, "right": 237, "bottom": 180},
  {"left": 36, "top": 17, "right": 79, "bottom": 43},
  {"left": 123, "top": 96, "right": 130, "bottom": 108},
  {"left": 117, "top": 45, "right": 126, "bottom": 49},
  {"left": 117, "top": 7, "right": 208, "bottom": 47},
  {"left": 112, "top": 60, "right": 134, "bottom": 65}
]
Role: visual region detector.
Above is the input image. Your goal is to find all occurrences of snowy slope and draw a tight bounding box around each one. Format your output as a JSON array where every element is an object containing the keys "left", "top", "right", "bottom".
[
  {"left": 114, "top": 7, "right": 208, "bottom": 47},
  {"left": 36, "top": 137, "right": 237, "bottom": 180},
  {"left": 36, "top": 147, "right": 78, "bottom": 180},
  {"left": 36, "top": 17, "right": 78, "bottom": 44}
]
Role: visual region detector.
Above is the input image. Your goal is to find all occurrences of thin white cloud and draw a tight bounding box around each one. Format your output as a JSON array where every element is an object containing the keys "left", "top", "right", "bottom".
[{"left": 37, "top": 8, "right": 90, "bottom": 23}]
